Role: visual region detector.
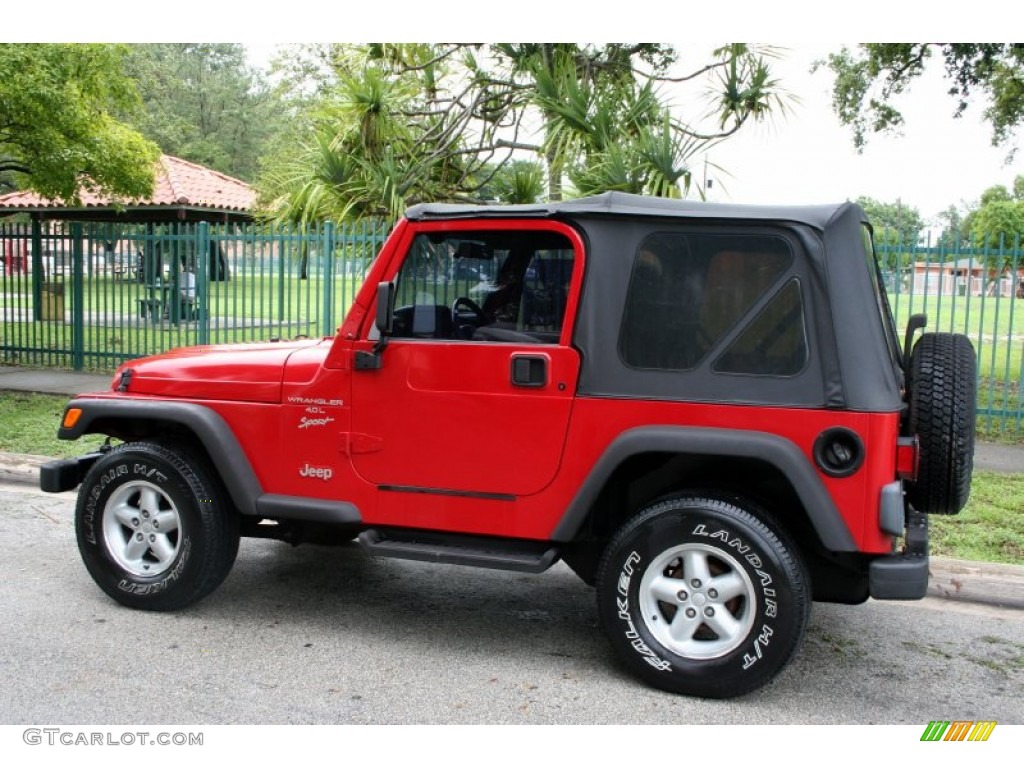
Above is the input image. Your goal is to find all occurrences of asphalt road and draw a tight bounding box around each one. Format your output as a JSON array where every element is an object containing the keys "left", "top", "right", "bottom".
[{"left": 1, "top": 483, "right": 1021, "bottom": 726}]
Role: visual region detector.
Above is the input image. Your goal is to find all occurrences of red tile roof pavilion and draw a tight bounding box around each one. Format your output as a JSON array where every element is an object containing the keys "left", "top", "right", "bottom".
[{"left": 0, "top": 155, "right": 256, "bottom": 222}]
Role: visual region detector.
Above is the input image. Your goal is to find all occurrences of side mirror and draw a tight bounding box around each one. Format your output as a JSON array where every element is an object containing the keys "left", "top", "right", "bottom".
[
  {"left": 356, "top": 281, "right": 395, "bottom": 371},
  {"left": 375, "top": 280, "right": 395, "bottom": 337}
]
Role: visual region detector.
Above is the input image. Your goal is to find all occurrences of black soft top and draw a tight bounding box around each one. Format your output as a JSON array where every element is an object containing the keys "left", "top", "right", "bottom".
[
  {"left": 407, "top": 192, "right": 900, "bottom": 413},
  {"left": 406, "top": 191, "right": 860, "bottom": 232}
]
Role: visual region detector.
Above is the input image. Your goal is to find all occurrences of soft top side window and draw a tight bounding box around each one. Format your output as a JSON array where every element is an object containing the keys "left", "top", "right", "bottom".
[
  {"left": 862, "top": 224, "right": 904, "bottom": 377},
  {"left": 619, "top": 231, "right": 798, "bottom": 372},
  {"left": 712, "top": 279, "right": 808, "bottom": 376}
]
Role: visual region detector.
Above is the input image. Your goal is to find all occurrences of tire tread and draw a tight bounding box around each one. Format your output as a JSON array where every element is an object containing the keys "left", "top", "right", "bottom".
[{"left": 906, "top": 333, "right": 976, "bottom": 515}]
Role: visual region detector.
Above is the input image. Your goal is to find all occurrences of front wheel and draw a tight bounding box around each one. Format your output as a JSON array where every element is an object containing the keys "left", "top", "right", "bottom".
[
  {"left": 75, "top": 441, "right": 240, "bottom": 611},
  {"left": 596, "top": 494, "right": 810, "bottom": 698}
]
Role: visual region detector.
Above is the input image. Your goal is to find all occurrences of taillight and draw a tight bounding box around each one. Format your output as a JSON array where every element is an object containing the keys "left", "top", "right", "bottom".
[{"left": 896, "top": 436, "right": 919, "bottom": 481}]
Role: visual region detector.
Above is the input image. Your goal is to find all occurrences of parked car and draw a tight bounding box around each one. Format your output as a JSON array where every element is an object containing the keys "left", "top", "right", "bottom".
[{"left": 42, "top": 192, "right": 976, "bottom": 698}]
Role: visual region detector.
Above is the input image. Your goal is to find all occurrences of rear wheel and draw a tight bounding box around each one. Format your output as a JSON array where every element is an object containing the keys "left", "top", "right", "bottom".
[
  {"left": 75, "top": 441, "right": 239, "bottom": 611},
  {"left": 906, "top": 332, "right": 976, "bottom": 515},
  {"left": 596, "top": 494, "right": 810, "bottom": 698}
]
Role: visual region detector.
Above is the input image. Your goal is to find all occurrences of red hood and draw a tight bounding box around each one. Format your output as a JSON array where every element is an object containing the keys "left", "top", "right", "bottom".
[{"left": 118, "top": 340, "right": 327, "bottom": 403}]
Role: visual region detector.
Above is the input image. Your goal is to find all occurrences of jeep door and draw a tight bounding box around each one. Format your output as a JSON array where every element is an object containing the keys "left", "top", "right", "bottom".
[{"left": 349, "top": 221, "right": 584, "bottom": 514}]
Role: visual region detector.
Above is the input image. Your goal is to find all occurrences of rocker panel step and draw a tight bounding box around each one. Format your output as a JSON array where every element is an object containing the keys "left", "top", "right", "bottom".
[{"left": 358, "top": 528, "right": 559, "bottom": 573}]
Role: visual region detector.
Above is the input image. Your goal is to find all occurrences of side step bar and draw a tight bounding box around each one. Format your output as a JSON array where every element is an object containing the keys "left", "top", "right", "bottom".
[{"left": 358, "top": 528, "right": 560, "bottom": 573}]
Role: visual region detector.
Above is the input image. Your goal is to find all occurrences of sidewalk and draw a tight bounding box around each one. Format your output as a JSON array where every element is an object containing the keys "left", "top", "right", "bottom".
[
  {"left": 973, "top": 441, "right": 1024, "bottom": 474},
  {"left": 0, "top": 366, "right": 112, "bottom": 397},
  {"left": 1, "top": 365, "right": 1022, "bottom": 611}
]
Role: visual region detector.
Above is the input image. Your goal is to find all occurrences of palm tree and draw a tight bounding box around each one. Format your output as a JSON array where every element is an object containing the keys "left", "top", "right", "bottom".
[
  {"left": 262, "top": 61, "right": 438, "bottom": 223},
  {"left": 495, "top": 43, "right": 788, "bottom": 201},
  {"left": 260, "top": 44, "right": 791, "bottom": 222},
  {"left": 482, "top": 160, "right": 545, "bottom": 204}
]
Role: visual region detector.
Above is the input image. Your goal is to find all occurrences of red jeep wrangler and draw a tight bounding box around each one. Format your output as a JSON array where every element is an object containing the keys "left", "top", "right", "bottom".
[{"left": 42, "top": 192, "right": 976, "bottom": 698}]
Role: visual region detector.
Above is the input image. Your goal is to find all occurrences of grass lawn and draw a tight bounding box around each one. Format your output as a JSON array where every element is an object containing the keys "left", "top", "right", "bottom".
[
  {"left": 1, "top": 391, "right": 1020, "bottom": 566},
  {"left": 931, "top": 471, "right": 1024, "bottom": 565},
  {"left": 0, "top": 392, "right": 108, "bottom": 457}
]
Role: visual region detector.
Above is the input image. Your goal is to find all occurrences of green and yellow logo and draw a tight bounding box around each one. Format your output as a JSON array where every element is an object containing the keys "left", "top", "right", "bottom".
[{"left": 921, "top": 721, "right": 997, "bottom": 742}]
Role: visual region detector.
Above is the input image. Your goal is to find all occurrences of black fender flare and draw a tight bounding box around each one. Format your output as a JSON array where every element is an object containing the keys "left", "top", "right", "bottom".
[
  {"left": 59, "top": 399, "right": 264, "bottom": 516},
  {"left": 551, "top": 426, "right": 856, "bottom": 552}
]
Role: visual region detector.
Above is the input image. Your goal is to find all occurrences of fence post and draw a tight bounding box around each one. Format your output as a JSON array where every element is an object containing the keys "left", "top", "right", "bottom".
[
  {"left": 197, "top": 222, "right": 210, "bottom": 346},
  {"left": 321, "top": 221, "right": 335, "bottom": 337},
  {"left": 31, "top": 218, "right": 43, "bottom": 322},
  {"left": 278, "top": 224, "right": 287, "bottom": 328},
  {"left": 71, "top": 223, "right": 85, "bottom": 370}
]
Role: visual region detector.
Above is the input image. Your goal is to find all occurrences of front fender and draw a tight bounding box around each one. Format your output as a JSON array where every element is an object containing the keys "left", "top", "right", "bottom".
[{"left": 57, "top": 398, "right": 263, "bottom": 516}]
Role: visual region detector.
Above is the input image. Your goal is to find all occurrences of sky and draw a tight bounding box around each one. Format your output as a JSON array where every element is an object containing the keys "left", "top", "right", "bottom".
[{"left": 686, "top": 45, "right": 1023, "bottom": 226}]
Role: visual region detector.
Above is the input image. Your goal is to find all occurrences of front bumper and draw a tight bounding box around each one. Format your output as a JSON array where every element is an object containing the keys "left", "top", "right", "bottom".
[
  {"left": 39, "top": 452, "right": 104, "bottom": 493},
  {"left": 869, "top": 508, "right": 929, "bottom": 600}
]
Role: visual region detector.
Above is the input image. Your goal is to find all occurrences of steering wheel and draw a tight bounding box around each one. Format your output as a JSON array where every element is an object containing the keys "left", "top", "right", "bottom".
[{"left": 451, "top": 296, "right": 488, "bottom": 328}]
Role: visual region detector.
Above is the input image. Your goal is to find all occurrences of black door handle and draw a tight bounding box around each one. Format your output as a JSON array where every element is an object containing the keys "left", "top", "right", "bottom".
[{"left": 511, "top": 355, "right": 547, "bottom": 387}]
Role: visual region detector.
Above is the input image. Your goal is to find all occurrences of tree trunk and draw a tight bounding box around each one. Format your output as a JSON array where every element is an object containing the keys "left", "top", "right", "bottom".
[{"left": 546, "top": 145, "right": 563, "bottom": 202}]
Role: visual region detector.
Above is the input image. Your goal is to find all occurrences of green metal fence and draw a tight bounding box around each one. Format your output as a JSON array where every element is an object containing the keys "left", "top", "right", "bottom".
[
  {"left": 1, "top": 220, "right": 1022, "bottom": 433},
  {"left": 877, "top": 237, "right": 1023, "bottom": 435},
  {"left": 1, "top": 219, "right": 389, "bottom": 371}
]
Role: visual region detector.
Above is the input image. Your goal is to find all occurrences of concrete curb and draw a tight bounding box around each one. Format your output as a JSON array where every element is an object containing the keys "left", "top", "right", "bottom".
[
  {"left": 2, "top": 448, "right": 1021, "bottom": 611},
  {"left": 928, "top": 558, "right": 1024, "bottom": 611},
  {"left": 0, "top": 451, "right": 50, "bottom": 487}
]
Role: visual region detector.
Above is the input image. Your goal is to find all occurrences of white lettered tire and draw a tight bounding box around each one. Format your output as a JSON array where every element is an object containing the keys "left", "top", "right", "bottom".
[
  {"left": 75, "top": 441, "right": 240, "bottom": 611},
  {"left": 596, "top": 494, "right": 810, "bottom": 698}
]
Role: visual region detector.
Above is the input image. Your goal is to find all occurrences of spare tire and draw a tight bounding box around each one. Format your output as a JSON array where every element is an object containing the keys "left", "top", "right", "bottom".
[{"left": 905, "top": 332, "right": 976, "bottom": 515}]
